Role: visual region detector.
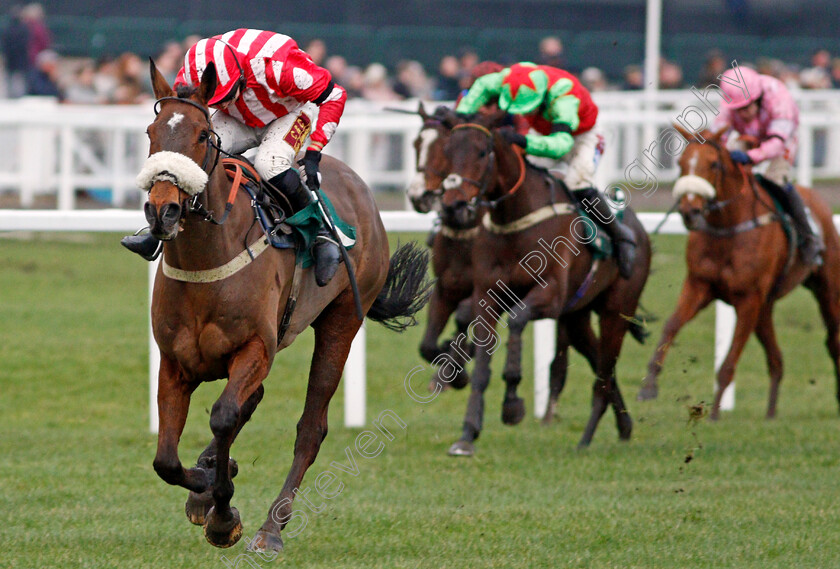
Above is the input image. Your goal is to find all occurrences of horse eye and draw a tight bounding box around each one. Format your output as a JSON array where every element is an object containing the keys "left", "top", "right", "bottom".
[
  {"left": 478, "top": 149, "right": 488, "bottom": 158},
  {"left": 198, "top": 130, "right": 209, "bottom": 142}
]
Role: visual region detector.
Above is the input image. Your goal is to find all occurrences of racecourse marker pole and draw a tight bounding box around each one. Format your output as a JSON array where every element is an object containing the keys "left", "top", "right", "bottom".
[{"left": 533, "top": 319, "right": 555, "bottom": 419}]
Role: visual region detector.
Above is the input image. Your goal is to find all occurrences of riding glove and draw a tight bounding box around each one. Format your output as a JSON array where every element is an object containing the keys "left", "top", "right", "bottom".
[
  {"left": 729, "top": 150, "right": 752, "bottom": 164},
  {"left": 300, "top": 150, "right": 322, "bottom": 191},
  {"left": 500, "top": 127, "right": 528, "bottom": 149}
]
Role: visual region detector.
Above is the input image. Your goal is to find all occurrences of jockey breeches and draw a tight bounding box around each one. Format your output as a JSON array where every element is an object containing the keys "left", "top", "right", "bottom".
[
  {"left": 212, "top": 103, "right": 320, "bottom": 180},
  {"left": 526, "top": 128, "right": 605, "bottom": 191}
]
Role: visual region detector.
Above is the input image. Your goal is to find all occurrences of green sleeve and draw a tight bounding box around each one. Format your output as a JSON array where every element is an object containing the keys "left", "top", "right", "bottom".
[
  {"left": 524, "top": 131, "right": 575, "bottom": 159},
  {"left": 455, "top": 71, "right": 505, "bottom": 114},
  {"left": 523, "top": 78, "right": 580, "bottom": 159}
]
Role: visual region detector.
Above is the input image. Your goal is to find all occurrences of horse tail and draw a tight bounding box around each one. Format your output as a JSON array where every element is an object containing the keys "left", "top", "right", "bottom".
[{"left": 367, "top": 241, "right": 433, "bottom": 332}]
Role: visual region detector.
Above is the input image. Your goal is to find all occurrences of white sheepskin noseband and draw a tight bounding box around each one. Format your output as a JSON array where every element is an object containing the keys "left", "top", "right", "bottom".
[
  {"left": 672, "top": 174, "right": 716, "bottom": 200},
  {"left": 136, "top": 151, "right": 209, "bottom": 196}
]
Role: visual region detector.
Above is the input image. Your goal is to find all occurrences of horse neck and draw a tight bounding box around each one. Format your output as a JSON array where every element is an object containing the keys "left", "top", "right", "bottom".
[
  {"left": 164, "top": 167, "right": 253, "bottom": 268},
  {"left": 487, "top": 146, "right": 553, "bottom": 223},
  {"left": 708, "top": 165, "right": 763, "bottom": 227}
]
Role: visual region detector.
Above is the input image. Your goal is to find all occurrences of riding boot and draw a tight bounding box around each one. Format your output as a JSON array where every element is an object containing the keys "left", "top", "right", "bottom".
[
  {"left": 574, "top": 187, "right": 637, "bottom": 279},
  {"left": 763, "top": 179, "right": 823, "bottom": 265},
  {"left": 268, "top": 169, "right": 341, "bottom": 286},
  {"left": 120, "top": 231, "right": 162, "bottom": 261}
]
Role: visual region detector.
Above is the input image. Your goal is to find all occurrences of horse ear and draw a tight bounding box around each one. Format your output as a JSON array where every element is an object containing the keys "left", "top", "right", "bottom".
[
  {"left": 711, "top": 126, "right": 728, "bottom": 143},
  {"left": 418, "top": 100, "right": 429, "bottom": 121},
  {"left": 672, "top": 123, "right": 694, "bottom": 142},
  {"left": 149, "top": 58, "right": 174, "bottom": 99},
  {"left": 196, "top": 61, "right": 218, "bottom": 106}
]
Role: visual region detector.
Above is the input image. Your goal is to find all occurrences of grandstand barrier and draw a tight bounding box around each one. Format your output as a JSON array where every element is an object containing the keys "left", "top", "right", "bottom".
[{"left": 1, "top": 91, "right": 840, "bottom": 211}]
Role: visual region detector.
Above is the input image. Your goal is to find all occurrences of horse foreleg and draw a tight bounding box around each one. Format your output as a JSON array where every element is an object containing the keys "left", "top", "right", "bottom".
[
  {"left": 202, "top": 337, "right": 270, "bottom": 548},
  {"left": 448, "top": 298, "right": 500, "bottom": 457},
  {"left": 186, "top": 384, "right": 265, "bottom": 526},
  {"left": 152, "top": 356, "right": 209, "bottom": 493},
  {"left": 542, "top": 320, "right": 571, "bottom": 425},
  {"left": 445, "top": 298, "right": 475, "bottom": 389},
  {"left": 249, "top": 302, "right": 359, "bottom": 553},
  {"left": 500, "top": 307, "right": 532, "bottom": 426},
  {"left": 638, "top": 278, "right": 713, "bottom": 401},
  {"left": 754, "top": 306, "right": 783, "bottom": 419},
  {"left": 711, "top": 297, "right": 763, "bottom": 420},
  {"left": 579, "top": 311, "right": 632, "bottom": 448},
  {"left": 421, "top": 285, "right": 462, "bottom": 392}
]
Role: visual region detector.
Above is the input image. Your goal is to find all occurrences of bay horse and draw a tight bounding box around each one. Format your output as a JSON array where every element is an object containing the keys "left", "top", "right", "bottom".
[
  {"left": 408, "top": 104, "right": 606, "bottom": 423},
  {"left": 637, "top": 127, "right": 840, "bottom": 420},
  {"left": 142, "top": 61, "right": 429, "bottom": 552},
  {"left": 438, "top": 110, "right": 652, "bottom": 453}
]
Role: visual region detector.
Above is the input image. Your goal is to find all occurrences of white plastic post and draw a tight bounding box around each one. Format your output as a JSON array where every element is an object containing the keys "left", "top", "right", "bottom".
[
  {"left": 533, "top": 319, "right": 556, "bottom": 419},
  {"left": 343, "top": 323, "right": 366, "bottom": 427},
  {"left": 714, "top": 300, "right": 736, "bottom": 410}
]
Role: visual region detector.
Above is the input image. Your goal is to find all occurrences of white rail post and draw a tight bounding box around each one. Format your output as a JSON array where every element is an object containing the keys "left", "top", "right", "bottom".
[
  {"left": 533, "top": 319, "right": 556, "bottom": 419},
  {"left": 58, "top": 126, "right": 74, "bottom": 210},
  {"left": 714, "top": 300, "right": 736, "bottom": 410},
  {"left": 149, "top": 258, "right": 160, "bottom": 434},
  {"left": 343, "top": 323, "right": 366, "bottom": 427}
]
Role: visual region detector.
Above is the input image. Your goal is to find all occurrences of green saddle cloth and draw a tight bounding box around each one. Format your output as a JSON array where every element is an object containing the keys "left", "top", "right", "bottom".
[
  {"left": 284, "top": 191, "right": 356, "bottom": 268},
  {"left": 575, "top": 199, "right": 626, "bottom": 261}
]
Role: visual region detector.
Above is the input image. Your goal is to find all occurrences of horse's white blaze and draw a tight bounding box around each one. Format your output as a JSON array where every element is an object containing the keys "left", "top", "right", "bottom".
[
  {"left": 406, "top": 129, "right": 440, "bottom": 198},
  {"left": 687, "top": 151, "right": 699, "bottom": 176},
  {"left": 672, "top": 174, "right": 716, "bottom": 200},
  {"left": 167, "top": 113, "right": 184, "bottom": 130}
]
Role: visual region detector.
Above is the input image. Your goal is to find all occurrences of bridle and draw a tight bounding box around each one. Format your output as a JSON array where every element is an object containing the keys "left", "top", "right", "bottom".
[
  {"left": 152, "top": 96, "right": 239, "bottom": 225},
  {"left": 445, "top": 123, "right": 527, "bottom": 209}
]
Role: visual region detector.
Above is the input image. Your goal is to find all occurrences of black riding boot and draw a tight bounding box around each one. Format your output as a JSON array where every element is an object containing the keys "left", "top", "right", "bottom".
[
  {"left": 269, "top": 169, "right": 341, "bottom": 286},
  {"left": 574, "top": 187, "right": 637, "bottom": 279},
  {"left": 121, "top": 230, "right": 162, "bottom": 261},
  {"left": 763, "top": 179, "right": 823, "bottom": 265}
]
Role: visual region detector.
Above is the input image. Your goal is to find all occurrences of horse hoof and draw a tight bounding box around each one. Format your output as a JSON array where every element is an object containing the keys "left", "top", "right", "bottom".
[
  {"left": 247, "top": 530, "right": 284, "bottom": 553},
  {"left": 185, "top": 490, "right": 214, "bottom": 525},
  {"left": 450, "top": 368, "right": 470, "bottom": 390},
  {"left": 501, "top": 397, "right": 526, "bottom": 425},
  {"left": 203, "top": 506, "right": 243, "bottom": 548},
  {"left": 427, "top": 376, "right": 451, "bottom": 393},
  {"left": 448, "top": 441, "right": 475, "bottom": 457},
  {"left": 636, "top": 384, "right": 658, "bottom": 401}
]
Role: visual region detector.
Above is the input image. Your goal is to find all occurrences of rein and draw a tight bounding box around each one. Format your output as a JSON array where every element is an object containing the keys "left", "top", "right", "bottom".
[{"left": 450, "top": 123, "right": 527, "bottom": 208}]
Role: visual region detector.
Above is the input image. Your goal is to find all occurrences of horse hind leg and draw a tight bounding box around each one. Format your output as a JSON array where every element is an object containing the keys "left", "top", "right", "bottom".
[
  {"left": 249, "top": 299, "right": 361, "bottom": 553},
  {"left": 202, "top": 338, "right": 271, "bottom": 548},
  {"left": 579, "top": 311, "right": 632, "bottom": 448},
  {"left": 754, "top": 306, "right": 783, "bottom": 419},
  {"left": 186, "top": 384, "right": 265, "bottom": 526},
  {"left": 542, "top": 321, "right": 571, "bottom": 426},
  {"left": 421, "top": 286, "right": 462, "bottom": 392}
]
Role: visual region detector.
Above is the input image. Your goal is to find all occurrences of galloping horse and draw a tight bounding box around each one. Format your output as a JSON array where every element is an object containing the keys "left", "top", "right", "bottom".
[
  {"left": 438, "top": 110, "right": 651, "bottom": 453},
  {"left": 637, "top": 127, "right": 840, "bottom": 420},
  {"left": 407, "top": 105, "right": 607, "bottom": 422},
  {"left": 142, "top": 61, "right": 429, "bottom": 552}
]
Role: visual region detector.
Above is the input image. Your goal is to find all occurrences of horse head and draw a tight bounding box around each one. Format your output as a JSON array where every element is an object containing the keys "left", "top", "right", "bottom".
[
  {"left": 406, "top": 103, "right": 452, "bottom": 214},
  {"left": 671, "top": 126, "right": 735, "bottom": 229},
  {"left": 137, "top": 59, "right": 221, "bottom": 240},
  {"left": 438, "top": 109, "right": 511, "bottom": 228}
]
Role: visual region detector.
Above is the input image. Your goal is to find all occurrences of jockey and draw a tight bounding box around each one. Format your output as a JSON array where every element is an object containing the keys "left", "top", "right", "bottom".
[
  {"left": 122, "top": 29, "right": 346, "bottom": 286},
  {"left": 455, "top": 61, "right": 636, "bottom": 279},
  {"left": 714, "top": 66, "right": 822, "bottom": 265}
]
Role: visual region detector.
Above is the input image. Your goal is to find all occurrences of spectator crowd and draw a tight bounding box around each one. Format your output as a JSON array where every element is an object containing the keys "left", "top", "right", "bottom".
[{"left": 4, "top": 5, "right": 840, "bottom": 105}]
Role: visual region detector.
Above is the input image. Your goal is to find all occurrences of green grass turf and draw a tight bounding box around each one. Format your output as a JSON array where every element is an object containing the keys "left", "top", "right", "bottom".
[{"left": 1, "top": 231, "right": 839, "bottom": 569}]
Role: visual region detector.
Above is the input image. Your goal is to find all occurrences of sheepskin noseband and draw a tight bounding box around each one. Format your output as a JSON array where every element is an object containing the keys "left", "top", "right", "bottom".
[
  {"left": 136, "top": 151, "right": 209, "bottom": 196},
  {"left": 672, "top": 174, "right": 716, "bottom": 200}
]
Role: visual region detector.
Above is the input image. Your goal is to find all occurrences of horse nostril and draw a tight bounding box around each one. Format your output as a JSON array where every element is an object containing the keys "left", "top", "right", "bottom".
[{"left": 161, "top": 203, "right": 182, "bottom": 225}]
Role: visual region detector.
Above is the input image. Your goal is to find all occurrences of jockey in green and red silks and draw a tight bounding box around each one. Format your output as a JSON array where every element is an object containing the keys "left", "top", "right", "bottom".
[{"left": 456, "top": 62, "right": 637, "bottom": 279}]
